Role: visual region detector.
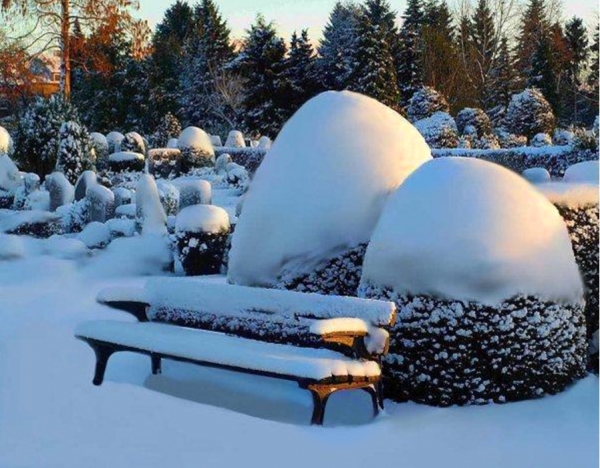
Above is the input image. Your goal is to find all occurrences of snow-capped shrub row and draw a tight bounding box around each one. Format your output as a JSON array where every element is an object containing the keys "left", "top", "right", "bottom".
[{"left": 214, "top": 147, "right": 267, "bottom": 173}]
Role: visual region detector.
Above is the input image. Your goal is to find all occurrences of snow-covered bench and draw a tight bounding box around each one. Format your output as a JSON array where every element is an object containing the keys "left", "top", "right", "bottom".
[{"left": 80, "top": 281, "right": 397, "bottom": 425}]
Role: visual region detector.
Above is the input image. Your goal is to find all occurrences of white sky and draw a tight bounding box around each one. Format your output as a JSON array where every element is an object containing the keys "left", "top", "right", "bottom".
[{"left": 138, "top": 0, "right": 599, "bottom": 40}]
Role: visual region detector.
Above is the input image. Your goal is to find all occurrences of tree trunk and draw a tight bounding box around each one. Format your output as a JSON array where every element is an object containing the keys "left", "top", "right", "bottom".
[{"left": 60, "top": 0, "right": 71, "bottom": 101}]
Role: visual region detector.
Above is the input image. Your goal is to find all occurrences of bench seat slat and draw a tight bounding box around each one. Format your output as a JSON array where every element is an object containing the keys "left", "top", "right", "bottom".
[{"left": 75, "top": 321, "right": 381, "bottom": 382}]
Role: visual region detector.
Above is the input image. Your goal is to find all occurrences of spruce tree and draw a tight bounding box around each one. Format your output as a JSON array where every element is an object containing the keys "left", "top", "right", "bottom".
[
  {"left": 489, "top": 36, "right": 517, "bottom": 108},
  {"left": 318, "top": 2, "right": 362, "bottom": 90},
  {"left": 397, "top": 0, "right": 425, "bottom": 107},
  {"left": 231, "top": 15, "right": 288, "bottom": 137},
  {"left": 148, "top": 1, "right": 195, "bottom": 125},
  {"left": 347, "top": 12, "right": 400, "bottom": 108},
  {"left": 563, "top": 17, "right": 590, "bottom": 124},
  {"left": 180, "top": 0, "right": 235, "bottom": 133},
  {"left": 283, "top": 30, "right": 321, "bottom": 118},
  {"left": 469, "top": 0, "right": 498, "bottom": 108},
  {"left": 529, "top": 26, "right": 560, "bottom": 112},
  {"left": 588, "top": 25, "right": 599, "bottom": 121},
  {"left": 515, "top": 0, "right": 549, "bottom": 84}
]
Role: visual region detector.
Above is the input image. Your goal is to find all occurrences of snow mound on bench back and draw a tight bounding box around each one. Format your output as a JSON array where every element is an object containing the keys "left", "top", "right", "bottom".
[
  {"left": 228, "top": 90, "right": 431, "bottom": 287},
  {"left": 360, "top": 157, "right": 583, "bottom": 305}
]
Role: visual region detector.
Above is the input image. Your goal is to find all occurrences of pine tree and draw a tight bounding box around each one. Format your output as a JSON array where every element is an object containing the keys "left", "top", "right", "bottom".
[
  {"left": 563, "top": 17, "right": 590, "bottom": 124},
  {"left": 347, "top": 12, "right": 400, "bottom": 108},
  {"left": 515, "top": 0, "right": 549, "bottom": 84},
  {"left": 397, "top": 0, "right": 425, "bottom": 107},
  {"left": 180, "top": 0, "right": 235, "bottom": 133},
  {"left": 148, "top": 0, "right": 195, "bottom": 125},
  {"left": 469, "top": 0, "right": 498, "bottom": 108},
  {"left": 282, "top": 30, "right": 321, "bottom": 118},
  {"left": 230, "top": 15, "right": 288, "bottom": 137},
  {"left": 56, "top": 121, "right": 93, "bottom": 185},
  {"left": 529, "top": 26, "right": 559, "bottom": 112},
  {"left": 318, "top": 1, "right": 362, "bottom": 90}
]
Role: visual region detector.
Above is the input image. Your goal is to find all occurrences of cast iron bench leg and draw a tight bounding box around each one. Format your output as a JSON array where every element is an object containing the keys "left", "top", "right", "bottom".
[
  {"left": 361, "top": 385, "right": 380, "bottom": 417},
  {"left": 151, "top": 354, "right": 162, "bottom": 375},
  {"left": 91, "top": 344, "right": 114, "bottom": 386},
  {"left": 307, "top": 386, "right": 334, "bottom": 425}
]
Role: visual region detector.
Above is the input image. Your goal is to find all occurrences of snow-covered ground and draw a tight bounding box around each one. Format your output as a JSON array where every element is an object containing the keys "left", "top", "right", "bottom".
[{"left": 0, "top": 245, "right": 597, "bottom": 467}]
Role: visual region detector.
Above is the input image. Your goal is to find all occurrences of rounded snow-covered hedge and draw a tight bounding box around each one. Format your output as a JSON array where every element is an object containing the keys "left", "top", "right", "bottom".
[
  {"left": 108, "top": 151, "right": 145, "bottom": 173},
  {"left": 414, "top": 112, "right": 459, "bottom": 149},
  {"left": 175, "top": 205, "right": 230, "bottom": 276},
  {"left": 214, "top": 147, "right": 266, "bottom": 173},
  {"left": 359, "top": 157, "right": 586, "bottom": 405},
  {"left": 432, "top": 147, "right": 597, "bottom": 178},
  {"left": 228, "top": 90, "right": 431, "bottom": 288},
  {"left": 1, "top": 211, "right": 62, "bottom": 238},
  {"left": 177, "top": 127, "right": 215, "bottom": 172},
  {"left": 148, "top": 148, "right": 181, "bottom": 179}
]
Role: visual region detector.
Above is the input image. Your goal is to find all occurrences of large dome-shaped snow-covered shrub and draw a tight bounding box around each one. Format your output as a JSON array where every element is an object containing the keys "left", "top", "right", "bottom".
[
  {"left": 360, "top": 157, "right": 586, "bottom": 405},
  {"left": 0, "top": 126, "right": 12, "bottom": 154},
  {"left": 177, "top": 127, "right": 215, "bottom": 172},
  {"left": 121, "top": 131, "right": 146, "bottom": 154},
  {"left": 456, "top": 108, "right": 492, "bottom": 136},
  {"left": 537, "top": 182, "right": 599, "bottom": 371},
  {"left": 406, "top": 86, "right": 450, "bottom": 123},
  {"left": 228, "top": 91, "right": 431, "bottom": 288},
  {"left": 414, "top": 112, "right": 459, "bottom": 149},
  {"left": 175, "top": 205, "right": 230, "bottom": 276},
  {"left": 106, "top": 131, "right": 124, "bottom": 154}
]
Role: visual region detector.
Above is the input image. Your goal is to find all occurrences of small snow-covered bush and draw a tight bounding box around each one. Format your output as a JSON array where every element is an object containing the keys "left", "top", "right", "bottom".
[
  {"left": 147, "top": 148, "right": 181, "bottom": 179},
  {"left": 89, "top": 132, "right": 108, "bottom": 170},
  {"left": 0, "top": 126, "right": 12, "bottom": 154},
  {"left": 108, "top": 151, "right": 145, "bottom": 173},
  {"left": 494, "top": 129, "right": 527, "bottom": 149},
  {"left": 406, "top": 86, "right": 450, "bottom": 123},
  {"left": 214, "top": 147, "right": 267, "bottom": 173},
  {"left": 175, "top": 205, "right": 230, "bottom": 276},
  {"left": 360, "top": 157, "right": 586, "bottom": 405},
  {"left": 56, "top": 121, "right": 93, "bottom": 184},
  {"left": 553, "top": 129, "right": 575, "bottom": 146},
  {"left": 225, "top": 162, "right": 250, "bottom": 191},
  {"left": 177, "top": 180, "right": 211, "bottom": 209},
  {"left": 156, "top": 179, "right": 180, "bottom": 216},
  {"left": 87, "top": 183, "right": 115, "bottom": 223},
  {"left": 456, "top": 108, "right": 492, "bottom": 136},
  {"left": 121, "top": 132, "right": 146, "bottom": 154},
  {"left": 58, "top": 198, "right": 90, "bottom": 233},
  {"left": 2, "top": 211, "right": 62, "bottom": 238},
  {"left": 0, "top": 153, "right": 22, "bottom": 193},
  {"left": 152, "top": 113, "right": 182, "bottom": 148},
  {"left": 530, "top": 133, "right": 552, "bottom": 148},
  {"left": 106, "top": 131, "right": 124, "bottom": 154},
  {"left": 46, "top": 171, "right": 74, "bottom": 211},
  {"left": 258, "top": 136, "right": 272, "bottom": 149},
  {"left": 522, "top": 167, "right": 551, "bottom": 183},
  {"left": 215, "top": 153, "right": 232, "bottom": 175},
  {"left": 74, "top": 170, "right": 97, "bottom": 201},
  {"left": 0, "top": 190, "right": 13, "bottom": 209},
  {"left": 135, "top": 174, "right": 167, "bottom": 235},
  {"left": 414, "top": 112, "right": 459, "bottom": 149},
  {"left": 210, "top": 135, "right": 222, "bottom": 147},
  {"left": 177, "top": 127, "right": 215, "bottom": 172},
  {"left": 112, "top": 187, "right": 132, "bottom": 207},
  {"left": 225, "top": 130, "right": 245, "bottom": 148},
  {"left": 12, "top": 173, "right": 40, "bottom": 210},
  {"left": 505, "top": 88, "right": 555, "bottom": 140},
  {"left": 563, "top": 160, "right": 599, "bottom": 184},
  {"left": 78, "top": 221, "right": 112, "bottom": 249}
]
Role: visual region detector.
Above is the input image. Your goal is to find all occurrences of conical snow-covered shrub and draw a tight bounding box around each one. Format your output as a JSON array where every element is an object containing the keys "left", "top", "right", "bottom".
[
  {"left": 225, "top": 130, "right": 246, "bottom": 148},
  {"left": 106, "top": 131, "right": 124, "bottom": 154},
  {"left": 506, "top": 88, "right": 555, "bottom": 140},
  {"left": 360, "top": 157, "right": 586, "bottom": 405},
  {"left": 56, "top": 121, "right": 93, "bottom": 185},
  {"left": 135, "top": 174, "right": 167, "bottom": 236},
  {"left": 121, "top": 132, "right": 146, "bottom": 154},
  {"left": 228, "top": 91, "right": 431, "bottom": 289},
  {"left": 406, "top": 87, "right": 450, "bottom": 123},
  {"left": 46, "top": 171, "right": 74, "bottom": 211},
  {"left": 89, "top": 132, "right": 108, "bottom": 171}
]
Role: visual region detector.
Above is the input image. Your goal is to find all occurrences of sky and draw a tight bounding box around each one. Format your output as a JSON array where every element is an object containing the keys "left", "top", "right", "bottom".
[{"left": 139, "top": 0, "right": 599, "bottom": 40}]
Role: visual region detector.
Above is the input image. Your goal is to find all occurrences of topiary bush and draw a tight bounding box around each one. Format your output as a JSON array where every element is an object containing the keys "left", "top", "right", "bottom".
[
  {"left": 56, "top": 121, "right": 94, "bottom": 185},
  {"left": 360, "top": 289, "right": 587, "bottom": 405},
  {"left": 108, "top": 152, "right": 145, "bottom": 173},
  {"left": 505, "top": 88, "right": 555, "bottom": 141},
  {"left": 152, "top": 112, "right": 182, "bottom": 148},
  {"left": 414, "top": 112, "right": 459, "bottom": 149},
  {"left": 407, "top": 87, "right": 450, "bottom": 123}
]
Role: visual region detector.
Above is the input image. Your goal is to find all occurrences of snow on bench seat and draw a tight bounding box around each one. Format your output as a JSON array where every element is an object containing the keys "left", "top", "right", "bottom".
[
  {"left": 75, "top": 321, "right": 381, "bottom": 382},
  {"left": 143, "top": 278, "right": 396, "bottom": 326},
  {"left": 97, "top": 286, "right": 149, "bottom": 305}
]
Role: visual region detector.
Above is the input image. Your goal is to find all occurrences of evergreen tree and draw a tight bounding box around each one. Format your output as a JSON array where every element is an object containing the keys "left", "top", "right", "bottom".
[
  {"left": 563, "top": 17, "right": 590, "bottom": 124},
  {"left": 230, "top": 15, "right": 288, "bottom": 137},
  {"left": 148, "top": 1, "right": 195, "bottom": 125},
  {"left": 13, "top": 95, "right": 78, "bottom": 178},
  {"left": 529, "top": 26, "right": 559, "bottom": 112},
  {"left": 347, "top": 12, "right": 400, "bottom": 108},
  {"left": 489, "top": 36, "right": 517, "bottom": 108},
  {"left": 469, "top": 0, "right": 498, "bottom": 108},
  {"left": 180, "top": 0, "right": 235, "bottom": 133},
  {"left": 318, "top": 1, "right": 361, "bottom": 90},
  {"left": 282, "top": 30, "right": 321, "bottom": 118},
  {"left": 56, "top": 121, "right": 93, "bottom": 185},
  {"left": 397, "top": 0, "right": 425, "bottom": 107},
  {"left": 515, "top": 0, "right": 549, "bottom": 84},
  {"left": 588, "top": 25, "right": 599, "bottom": 120},
  {"left": 152, "top": 112, "right": 182, "bottom": 148},
  {"left": 364, "top": 0, "right": 401, "bottom": 58}
]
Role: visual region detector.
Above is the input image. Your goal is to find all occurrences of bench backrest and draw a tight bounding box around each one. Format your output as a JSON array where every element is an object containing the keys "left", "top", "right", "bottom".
[{"left": 143, "top": 278, "right": 396, "bottom": 327}]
